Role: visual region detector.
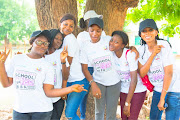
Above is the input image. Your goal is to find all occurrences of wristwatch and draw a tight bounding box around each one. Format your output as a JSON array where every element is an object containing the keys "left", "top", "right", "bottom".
[{"left": 125, "top": 102, "right": 130, "bottom": 106}]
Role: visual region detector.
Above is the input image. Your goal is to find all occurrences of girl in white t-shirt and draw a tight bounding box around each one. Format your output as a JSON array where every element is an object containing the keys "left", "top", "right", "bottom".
[
  {"left": 138, "top": 19, "right": 180, "bottom": 120},
  {"left": 80, "top": 17, "right": 121, "bottom": 120},
  {"left": 44, "top": 29, "right": 69, "bottom": 120},
  {"left": 59, "top": 14, "right": 90, "bottom": 119},
  {"left": 77, "top": 10, "right": 106, "bottom": 120},
  {"left": 0, "top": 30, "right": 87, "bottom": 120},
  {"left": 109, "top": 31, "right": 147, "bottom": 120}
]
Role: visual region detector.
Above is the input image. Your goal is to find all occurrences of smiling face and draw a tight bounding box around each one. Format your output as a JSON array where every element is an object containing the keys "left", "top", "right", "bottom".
[
  {"left": 31, "top": 35, "right": 49, "bottom": 56},
  {"left": 53, "top": 33, "right": 63, "bottom": 49},
  {"left": 109, "top": 34, "right": 125, "bottom": 52},
  {"left": 88, "top": 24, "right": 102, "bottom": 43},
  {"left": 140, "top": 27, "right": 158, "bottom": 44},
  {"left": 60, "top": 19, "right": 74, "bottom": 36}
]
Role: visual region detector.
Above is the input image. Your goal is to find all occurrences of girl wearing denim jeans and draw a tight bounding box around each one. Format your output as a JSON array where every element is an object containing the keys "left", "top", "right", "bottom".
[
  {"left": 0, "top": 30, "right": 87, "bottom": 120},
  {"left": 138, "top": 19, "right": 180, "bottom": 120},
  {"left": 109, "top": 31, "right": 147, "bottom": 120},
  {"left": 59, "top": 14, "right": 89, "bottom": 120},
  {"left": 80, "top": 18, "right": 121, "bottom": 120}
]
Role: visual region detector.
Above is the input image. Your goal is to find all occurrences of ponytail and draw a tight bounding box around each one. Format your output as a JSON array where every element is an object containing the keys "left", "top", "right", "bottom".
[{"left": 79, "top": 18, "right": 88, "bottom": 30}]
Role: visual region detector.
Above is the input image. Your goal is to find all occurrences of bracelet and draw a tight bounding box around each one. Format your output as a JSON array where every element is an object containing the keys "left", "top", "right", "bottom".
[
  {"left": 162, "top": 88, "right": 167, "bottom": 92},
  {"left": 61, "top": 62, "right": 66, "bottom": 64},
  {"left": 89, "top": 79, "right": 95, "bottom": 85},
  {"left": 0, "top": 59, "right": 5, "bottom": 63}
]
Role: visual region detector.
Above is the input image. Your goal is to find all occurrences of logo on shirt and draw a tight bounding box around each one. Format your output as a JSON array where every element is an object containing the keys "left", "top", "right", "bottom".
[
  {"left": 124, "top": 61, "right": 128, "bottom": 66},
  {"left": 104, "top": 46, "right": 108, "bottom": 50},
  {"left": 15, "top": 70, "right": 37, "bottom": 90},
  {"left": 36, "top": 67, "right": 42, "bottom": 71},
  {"left": 155, "top": 55, "right": 160, "bottom": 60},
  {"left": 53, "top": 61, "right": 57, "bottom": 66}
]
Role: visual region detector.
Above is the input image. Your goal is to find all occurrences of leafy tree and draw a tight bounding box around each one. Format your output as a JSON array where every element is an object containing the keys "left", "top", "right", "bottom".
[
  {"left": 0, "top": 0, "right": 39, "bottom": 43},
  {"left": 126, "top": 0, "right": 180, "bottom": 37}
]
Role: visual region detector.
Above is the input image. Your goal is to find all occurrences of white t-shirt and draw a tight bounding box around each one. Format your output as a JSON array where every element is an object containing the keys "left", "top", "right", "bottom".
[
  {"left": 77, "top": 30, "right": 106, "bottom": 48},
  {"left": 114, "top": 48, "right": 147, "bottom": 93},
  {"left": 138, "top": 40, "right": 179, "bottom": 92},
  {"left": 80, "top": 36, "right": 120, "bottom": 86},
  {"left": 5, "top": 54, "right": 54, "bottom": 113},
  {"left": 44, "top": 48, "right": 69, "bottom": 103},
  {"left": 62, "top": 33, "right": 85, "bottom": 82}
]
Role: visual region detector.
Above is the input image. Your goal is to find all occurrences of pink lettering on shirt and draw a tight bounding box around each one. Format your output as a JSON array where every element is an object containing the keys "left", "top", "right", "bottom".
[
  {"left": 93, "top": 55, "right": 112, "bottom": 72},
  {"left": 15, "top": 70, "right": 37, "bottom": 90}
]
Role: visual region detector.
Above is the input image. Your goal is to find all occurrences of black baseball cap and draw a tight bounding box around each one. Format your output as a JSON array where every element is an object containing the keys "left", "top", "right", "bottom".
[
  {"left": 88, "top": 17, "right": 104, "bottom": 29},
  {"left": 30, "top": 30, "right": 51, "bottom": 42},
  {"left": 139, "top": 19, "right": 158, "bottom": 33}
]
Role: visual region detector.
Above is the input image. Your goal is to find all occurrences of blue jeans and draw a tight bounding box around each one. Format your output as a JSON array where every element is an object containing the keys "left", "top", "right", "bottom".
[
  {"left": 150, "top": 91, "right": 180, "bottom": 120},
  {"left": 166, "top": 92, "right": 180, "bottom": 120},
  {"left": 80, "top": 67, "right": 94, "bottom": 119},
  {"left": 65, "top": 78, "right": 89, "bottom": 120},
  {"left": 51, "top": 98, "right": 64, "bottom": 120},
  {"left": 150, "top": 91, "right": 167, "bottom": 120},
  {"left": 13, "top": 110, "right": 52, "bottom": 120}
]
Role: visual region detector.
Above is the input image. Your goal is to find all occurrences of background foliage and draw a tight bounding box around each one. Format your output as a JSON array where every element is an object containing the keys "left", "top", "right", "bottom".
[
  {"left": 126, "top": 0, "right": 180, "bottom": 37},
  {"left": 0, "top": 0, "right": 39, "bottom": 43}
]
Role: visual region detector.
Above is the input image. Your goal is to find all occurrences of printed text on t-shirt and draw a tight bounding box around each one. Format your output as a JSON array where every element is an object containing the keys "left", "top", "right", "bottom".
[
  {"left": 93, "top": 55, "right": 112, "bottom": 72},
  {"left": 15, "top": 70, "right": 37, "bottom": 90}
]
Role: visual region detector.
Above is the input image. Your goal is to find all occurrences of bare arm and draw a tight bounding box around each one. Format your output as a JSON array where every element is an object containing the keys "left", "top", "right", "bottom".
[
  {"left": 123, "top": 70, "right": 137, "bottom": 117},
  {"left": 0, "top": 63, "right": 13, "bottom": 87},
  {"left": 0, "top": 49, "right": 13, "bottom": 87},
  {"left": 128, "top": 46, "right": 139, "bottom": 60},
  {"left": 81, "top": 64, "right": 101, "bottom": 99},
  {"left": 43, "top": 84, "right": 87, "bottom": 97},
  {"left": 158, "top": 65, "right": 173, "bottom": 110},
  {"left": 138, "top": 53, "right": 156, "bottom": 77},
  {"left": 138, "top": 45, "right": 163, "bottom": 77},
  {"left": 60, "top": 46, "right": 69, "bottom": 80},
  {"left": 67, "top": 56, "right": 73, "bottom": 65}
]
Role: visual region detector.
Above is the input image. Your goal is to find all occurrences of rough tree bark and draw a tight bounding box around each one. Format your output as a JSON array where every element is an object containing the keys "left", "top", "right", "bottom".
[
  {"left": 35, "top": 0, "right": 78, "bottom": 34},
  {"left": 85, "top": 0, "right": 139, "bottom": 35}
]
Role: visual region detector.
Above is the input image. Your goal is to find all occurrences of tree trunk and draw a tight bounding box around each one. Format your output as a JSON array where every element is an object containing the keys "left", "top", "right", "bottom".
[
  {"left": 35, "top": 0, "right": 78, "bottom": 35},
  {"left": 85, "top": 0, "right": 139, "bottom": 35}
]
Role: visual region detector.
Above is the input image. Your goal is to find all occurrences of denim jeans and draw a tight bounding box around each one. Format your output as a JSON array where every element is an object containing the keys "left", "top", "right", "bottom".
[
  {"left": 150, "top": 91, "right": 167, "bottom": 120},
  {"left": 80, "top": 67, "right": 94, "bottom": 119},
  {"left": 166, "top": 92, "right": 180, "bottom": 120},
  {"left": 150, "top": 91, "right": 180, "bottom": 120},
  {"left": 13, "top": 110, "right": 52, "bottom": 120},
  {"left": 51, "top": 98, "right": 64, "bottom": 120},
  {"left": 65, "top": 78, "right": 89, "bottom": 120}
]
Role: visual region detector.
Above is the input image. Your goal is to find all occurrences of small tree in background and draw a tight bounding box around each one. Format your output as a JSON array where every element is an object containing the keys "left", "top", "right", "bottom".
[{"left": 0, "top": 0, "right": 39, "bottom": 44}]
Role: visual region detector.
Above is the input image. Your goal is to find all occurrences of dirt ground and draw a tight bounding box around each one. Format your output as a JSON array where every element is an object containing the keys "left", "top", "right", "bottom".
[{"left": 0, "top": 88, "right": 165, "bottom": 120}]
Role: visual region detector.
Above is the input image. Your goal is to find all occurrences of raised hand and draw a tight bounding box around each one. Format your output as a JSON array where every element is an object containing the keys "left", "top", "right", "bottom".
[
  {"left": 0, "top": 47, "right": 10, "bottom": 63},
  {"left": 152, "top": 45, "right": 164, "bottom": 55},
  {"left": 70, "top": 84, "right": 87, "bottom": 93},
  {"left": 129, "top": 46, "right": 139, "bottom": 60},
  {"left": 60, "top": 46, "right": 68, "bottom": 63}
]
